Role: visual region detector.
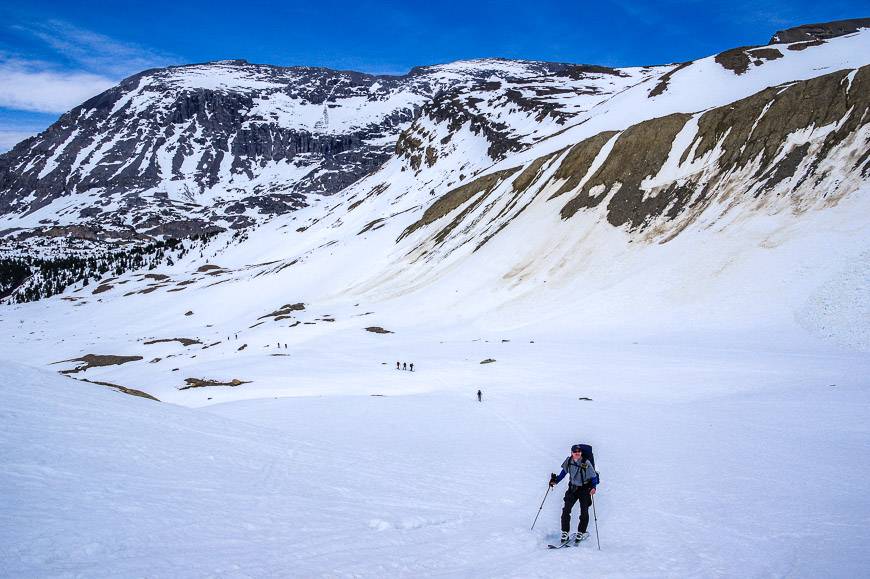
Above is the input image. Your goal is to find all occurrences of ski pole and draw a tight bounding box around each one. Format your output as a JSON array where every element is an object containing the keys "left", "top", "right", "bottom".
[
  {"left": 530, "top": 485, "right": 552, "bottom": 531},
  {"left": 591, "top": 494, "right": 601, "bottom": 550}
]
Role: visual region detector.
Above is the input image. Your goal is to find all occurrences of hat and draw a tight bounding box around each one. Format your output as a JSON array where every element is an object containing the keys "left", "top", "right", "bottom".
[{"left": 571, "top": 444, "right": 583, "bottom": 453}]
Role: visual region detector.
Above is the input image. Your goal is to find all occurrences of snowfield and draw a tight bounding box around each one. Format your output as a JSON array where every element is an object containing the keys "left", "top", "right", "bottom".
[{"left": 2, "top": 335, "right": 869, "bottom": 577}]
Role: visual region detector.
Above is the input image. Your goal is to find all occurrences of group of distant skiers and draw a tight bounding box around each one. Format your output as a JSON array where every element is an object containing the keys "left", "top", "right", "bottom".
[
  {"left": 395, "top": 361, "right": 414, "bottom": 371},
  {"left": 223, "top": 334, "right": 290, "bottom": 349}
]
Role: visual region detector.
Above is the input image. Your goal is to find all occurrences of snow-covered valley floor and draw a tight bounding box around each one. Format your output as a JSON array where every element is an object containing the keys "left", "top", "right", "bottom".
[{"left": 3, "top": 337, "right": 868, "bottom": 578}]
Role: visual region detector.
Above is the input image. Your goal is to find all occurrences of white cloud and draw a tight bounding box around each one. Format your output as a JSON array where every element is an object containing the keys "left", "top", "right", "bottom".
[
  {"left": 0, "top": 57, "right": 116, "bottom": 114},
  {"left": 14, "top": 20, "right": 178, "bottom": 78},
  {"left": 0, "top": 128, "right": 38, "bottom": 152},
  {"left": 0, "top": 20, "right": 180, "bottom": 117}
]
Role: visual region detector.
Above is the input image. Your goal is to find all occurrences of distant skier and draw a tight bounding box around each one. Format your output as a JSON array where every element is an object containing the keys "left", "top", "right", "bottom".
[
  {"left": 549, "top": 444, "right": 598, "bottom": 545},
  {"left": 410, "top": 363, "right": 414, "bottom": 372},
  {"left": 403, "top": 362, "right": 407, "bottom": 371},
  {"left": 477, "top": 389, "right": 482, "bottom": 402},
  {"left": 396, "top": 361, "right": 400, "bottom": 370}
]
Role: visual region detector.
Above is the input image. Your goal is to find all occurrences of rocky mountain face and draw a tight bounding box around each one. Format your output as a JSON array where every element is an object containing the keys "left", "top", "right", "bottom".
[
  {"left": 0, "top": 18, "right": 868, "bottom": 307},
  {"left": 336, "top": 19, "right": 870, "bottom": 263},
  {"left": 397, "top": 65, "right": 869, "bottom": 266},
  {"left": 0, "top": 58, "right": 643, "bottom": 245}
]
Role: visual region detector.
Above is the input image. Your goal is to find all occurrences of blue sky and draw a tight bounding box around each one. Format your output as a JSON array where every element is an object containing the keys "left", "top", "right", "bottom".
[{"left": 0, "top": 1, "right": 866, "bottom": 150}]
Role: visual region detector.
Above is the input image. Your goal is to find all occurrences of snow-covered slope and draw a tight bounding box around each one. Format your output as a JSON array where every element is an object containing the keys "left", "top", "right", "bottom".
[{"left": 0, "top": 21, "right": 868, "bottom": 397}]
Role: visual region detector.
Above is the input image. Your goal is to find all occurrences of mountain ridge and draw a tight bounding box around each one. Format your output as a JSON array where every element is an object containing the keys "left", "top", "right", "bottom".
[
  {"left": 0, "top": 17, "right": 868, "bottom": 312},
  {"left": 0, "top": 56, "right": 642, "bottom": 244}
]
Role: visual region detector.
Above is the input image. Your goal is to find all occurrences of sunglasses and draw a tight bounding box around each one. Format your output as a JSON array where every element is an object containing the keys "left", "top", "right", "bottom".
[{"left": 571, "top": 450, "right": 582, "bottom": 454}]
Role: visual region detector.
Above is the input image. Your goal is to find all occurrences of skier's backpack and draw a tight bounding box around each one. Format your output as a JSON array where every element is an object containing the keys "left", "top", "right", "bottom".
[
  {"left": 574, "top": 443, "right": 599, "bottom": 486},
  {"left": 575, "top": 443, "right": 594, "bottom": 467}
]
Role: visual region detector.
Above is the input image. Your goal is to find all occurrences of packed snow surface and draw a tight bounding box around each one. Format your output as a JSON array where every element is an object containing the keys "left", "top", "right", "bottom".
[{"left": 2, "top": 332, "right": 869, "bottom": 578}]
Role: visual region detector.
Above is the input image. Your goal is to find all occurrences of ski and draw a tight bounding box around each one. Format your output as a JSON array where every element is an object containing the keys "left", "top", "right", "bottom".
[
  {"left": 548, "top": 534, "right": 573, "bottom": 549},
  {"left": 547, "top": 541, "right": 572, "bottom": 549},
  {"left": 548, "top": 533, "right": 589, "bottom": 548}
]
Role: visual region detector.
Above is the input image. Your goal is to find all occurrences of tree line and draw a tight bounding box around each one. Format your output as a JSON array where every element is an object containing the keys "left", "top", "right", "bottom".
[{"left": 0, "top": 232, "right": 223, "bottom": 303}]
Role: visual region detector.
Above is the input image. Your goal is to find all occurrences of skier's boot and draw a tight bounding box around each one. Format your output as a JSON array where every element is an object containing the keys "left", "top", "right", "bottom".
[
  {"left": 574, "top": 531, "right": 590, "bottom": 544},
  {"left": 559, "top": 531, "right": 570, "bottom": 546}
]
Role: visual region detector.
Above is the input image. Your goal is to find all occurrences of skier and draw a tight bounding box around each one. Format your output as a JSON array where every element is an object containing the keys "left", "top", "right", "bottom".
[
  {"left": 410, "top": 363, "right": 414, "bottom": 372},
  {"left": 403, "top": 362, "right": 407, "bottom": 371},
  {"left": 549, "top": 444, "right": 598, "bottom": 545},
  {"left": 477, "top": 389, "right": 482, "bottom": 402},
  {"left": 396, "top": 361, "right": 400, "bottom": 370}
]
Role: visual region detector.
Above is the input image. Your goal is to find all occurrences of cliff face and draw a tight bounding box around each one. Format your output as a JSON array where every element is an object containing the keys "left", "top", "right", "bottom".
[
  {"left": 0, "top": 61, "right": 429, "bottom": 238},
  {"left": 0, "top": 58, "right": 637, "bottom": 242}
]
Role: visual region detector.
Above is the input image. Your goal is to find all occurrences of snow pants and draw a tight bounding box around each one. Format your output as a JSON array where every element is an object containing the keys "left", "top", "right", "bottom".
[{"left": 561, "top": 484, "right": 593, "bottom": 533}]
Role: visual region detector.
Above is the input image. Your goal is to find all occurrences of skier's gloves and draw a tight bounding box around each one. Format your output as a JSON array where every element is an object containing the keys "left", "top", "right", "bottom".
[{"left": 549, "top": 473, "right": 557, "bottom": 487}]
